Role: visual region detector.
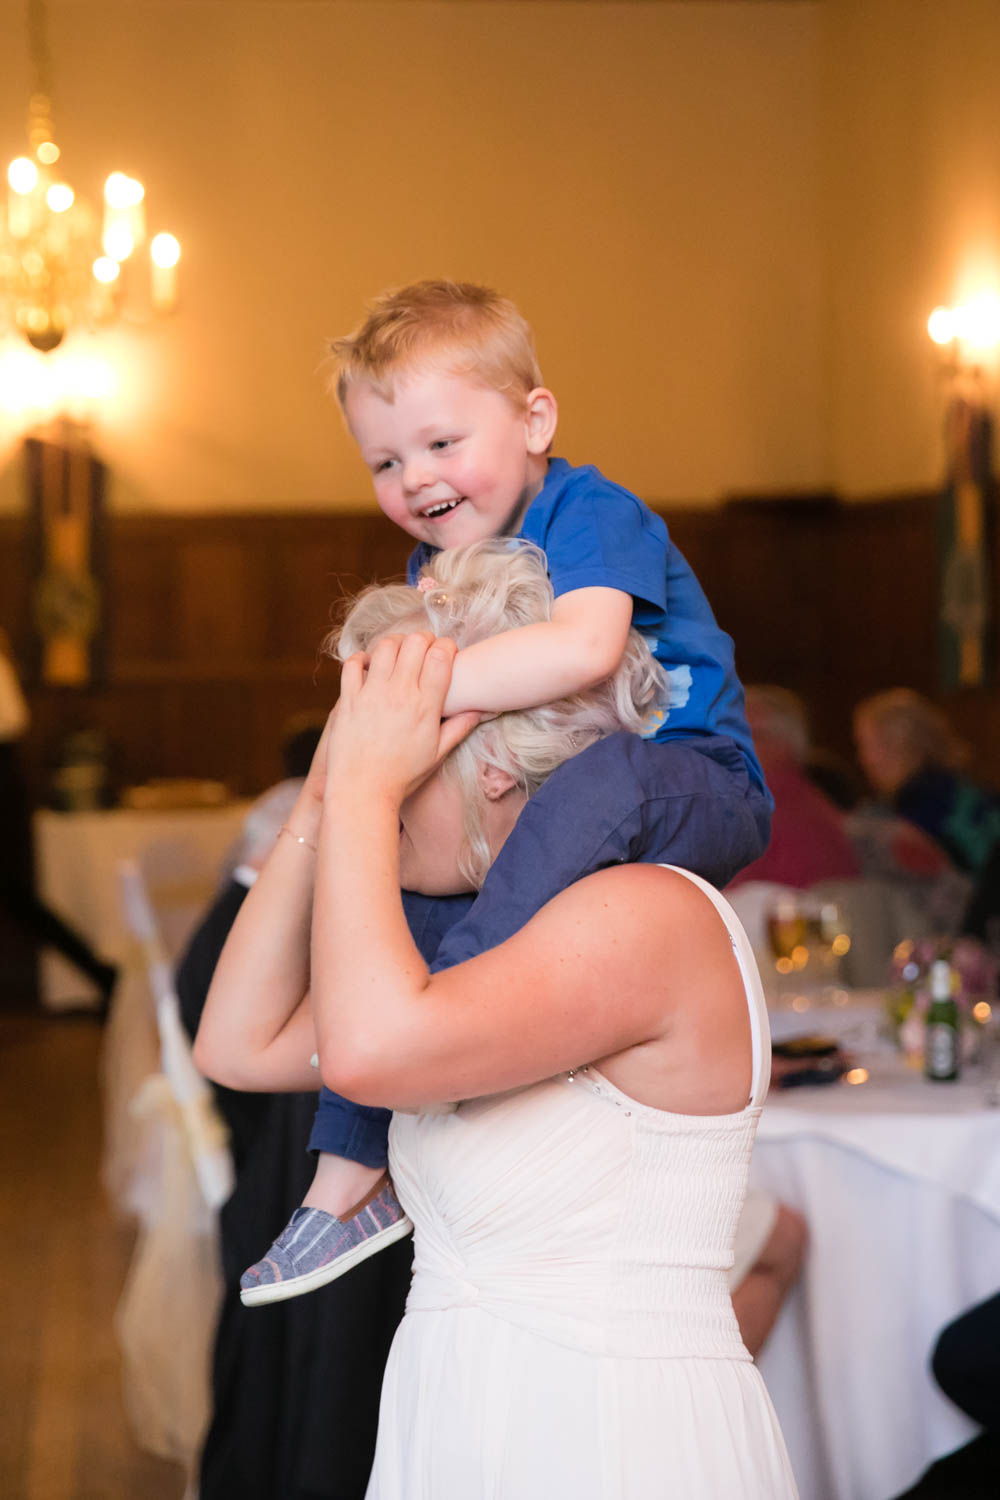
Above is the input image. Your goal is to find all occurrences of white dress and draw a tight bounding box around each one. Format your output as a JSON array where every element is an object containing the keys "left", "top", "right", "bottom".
[{"left": 366, "top": 868, "right": 798, "bottom": 1499}]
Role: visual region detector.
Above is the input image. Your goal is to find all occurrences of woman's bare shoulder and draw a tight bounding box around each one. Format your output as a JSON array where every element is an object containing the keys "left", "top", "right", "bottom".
[
  {"left": 519, "top": 862, "right": 734, "bottom": 965},
  {"left": 550, "top": 862, "right": 723, "bottom": 917}
]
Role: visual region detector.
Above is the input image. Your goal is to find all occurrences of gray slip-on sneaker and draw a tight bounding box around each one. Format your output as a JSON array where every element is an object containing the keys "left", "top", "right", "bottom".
[{"left": 240, "top": 1174, "right": 413, "bottom": 1306}]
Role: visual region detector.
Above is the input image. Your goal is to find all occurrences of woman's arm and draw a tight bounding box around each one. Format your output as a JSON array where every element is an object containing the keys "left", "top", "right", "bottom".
[
  {"left": 315, "top": 856, "right": 716, "bottom": 1108},
  {"left": 441, "top": 586, "right": 633, "bottom": 715},
  {"left": 193, "top": 759, "right": 327, "bottom": 1094}
]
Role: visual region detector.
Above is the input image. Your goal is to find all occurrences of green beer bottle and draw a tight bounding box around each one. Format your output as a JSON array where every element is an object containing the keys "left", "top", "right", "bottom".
[{"left": 924, "top": 959, "right": 960, "bottom": 1082}]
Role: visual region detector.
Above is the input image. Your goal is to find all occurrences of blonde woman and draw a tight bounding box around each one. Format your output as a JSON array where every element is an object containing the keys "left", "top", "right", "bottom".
[{"left": 196, "top": 542, "right": 797, "bottom": 1499}]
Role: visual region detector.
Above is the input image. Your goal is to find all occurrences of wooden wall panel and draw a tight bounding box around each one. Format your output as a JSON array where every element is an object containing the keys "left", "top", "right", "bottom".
[{"left": 1, "top": 495, "right": 998, "bottom": 808}]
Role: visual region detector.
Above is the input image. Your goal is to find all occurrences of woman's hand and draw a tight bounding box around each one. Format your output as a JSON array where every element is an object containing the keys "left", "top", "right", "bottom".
[
  {"left": 325, "top": 634, "right": 480, "bottom": 806},
  {"left": 301, "top": 707, "right": 337, "bottom": 807}
]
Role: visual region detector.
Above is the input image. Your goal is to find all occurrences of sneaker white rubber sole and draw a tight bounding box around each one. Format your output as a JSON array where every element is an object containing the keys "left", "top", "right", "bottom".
[{"left": 239, "top": 1213, "right": 414, "bottom": 1307}]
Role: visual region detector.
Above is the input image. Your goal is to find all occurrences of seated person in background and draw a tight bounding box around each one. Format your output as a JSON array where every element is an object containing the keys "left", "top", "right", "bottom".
[
  {"left": 729, "top": 686, "right": 860, "bottom": 890},
  {"left": 733, "top": 686, "right": 969, "bottom": 934},
  {"left": 892, "top": 1290, "right": 1000, "bottom": 1500},
  {"left": 729, "top": 1194, "right": 807, "bottom": 1360},
  {"left": 854, "top": 688, "right": 1000, "bottom": 878}
]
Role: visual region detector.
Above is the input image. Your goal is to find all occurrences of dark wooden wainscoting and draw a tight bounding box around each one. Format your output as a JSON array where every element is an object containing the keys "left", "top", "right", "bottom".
[{"left": 1, "top": 493, "right": 998, "bottom": 804}]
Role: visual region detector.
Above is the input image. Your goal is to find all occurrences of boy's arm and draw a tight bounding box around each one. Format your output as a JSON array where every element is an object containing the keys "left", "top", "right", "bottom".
[{"left": 442, "top": 586, "right": 633, "bottom": 716}]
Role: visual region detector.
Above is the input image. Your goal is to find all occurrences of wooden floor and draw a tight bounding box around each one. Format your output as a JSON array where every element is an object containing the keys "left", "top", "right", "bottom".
[{"left": 1, "top": 1010, "right": 187, "bottom": 1500}]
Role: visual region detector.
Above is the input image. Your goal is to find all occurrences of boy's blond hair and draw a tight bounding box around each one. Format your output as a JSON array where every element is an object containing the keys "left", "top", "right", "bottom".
[{"left": 328, "top": 280, "right": 543, "bottom": 408}]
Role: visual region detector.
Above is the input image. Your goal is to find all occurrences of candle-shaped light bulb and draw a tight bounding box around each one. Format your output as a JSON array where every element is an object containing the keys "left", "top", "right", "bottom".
[
  {"left": 150, "top": 232, "right": 180, "bottom": 309},
  {"left": 927, "top": 307, "right": 954, "bottom": 346},
  {"left": 104, "top": 220, "right": 135, "bottom": 261},
  {"left": 46, "top": 183, "right": 74, "bottom": 213},
  {"left": 93, "top": 256, "right": 121, "bottom": 284},
  {"left": 8, "top": 157, "right": 39, "bottom": 193}
]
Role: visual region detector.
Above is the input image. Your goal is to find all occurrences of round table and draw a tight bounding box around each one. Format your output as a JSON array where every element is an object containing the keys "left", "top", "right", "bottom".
[{"left": 752, "top": 1030, "right": 1000, "bottom": 1500}]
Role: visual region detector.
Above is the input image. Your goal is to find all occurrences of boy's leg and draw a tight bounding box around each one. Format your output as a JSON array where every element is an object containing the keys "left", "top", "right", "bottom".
[
  {"left": 305, "top": 889, "right": 477, "bottom": 1160},
  {"left": 430, "top": 730, "right": 771, "bottom": 972},
  {"left": 240, "top": 890, "right": 475, "bottom": 1305},
  {"left": 307, "top": 1090, "right": 392, "bottom": 1164}
]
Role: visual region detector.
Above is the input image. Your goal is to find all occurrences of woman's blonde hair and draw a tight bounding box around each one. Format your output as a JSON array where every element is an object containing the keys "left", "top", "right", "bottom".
[
  {"left": 327, "top": 280, "right": 543, "bottom": 409},
  {"left": 327, "top": 539, "right": 667, "bottom": 887}
]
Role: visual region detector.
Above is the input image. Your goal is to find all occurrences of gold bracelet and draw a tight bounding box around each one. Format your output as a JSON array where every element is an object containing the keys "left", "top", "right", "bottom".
[{"left": 278, "top": 823, "right": 318, "bottom": 854}]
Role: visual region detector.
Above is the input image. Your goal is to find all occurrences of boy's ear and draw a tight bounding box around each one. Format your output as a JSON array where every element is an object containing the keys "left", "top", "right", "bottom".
[
  {"left": 524, "top": 387, "right": 558, "bottom": 454},
  {"left": 479, "top": 761, "right": 518, "bottom": 802}
]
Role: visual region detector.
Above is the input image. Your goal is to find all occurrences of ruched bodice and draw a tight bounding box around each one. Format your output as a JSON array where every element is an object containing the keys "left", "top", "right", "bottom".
[
  {"left": 395, "top": 1070, "right": 759, "bottom": 1360},
  {"left": 366, "top": 869, "right": 797, "bottom": 1499}
]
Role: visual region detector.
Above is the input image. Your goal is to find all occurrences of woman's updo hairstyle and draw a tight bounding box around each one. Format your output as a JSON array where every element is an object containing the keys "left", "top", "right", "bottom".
[{"left": 328, "top": 539, "right": 668, "bottom": 887}]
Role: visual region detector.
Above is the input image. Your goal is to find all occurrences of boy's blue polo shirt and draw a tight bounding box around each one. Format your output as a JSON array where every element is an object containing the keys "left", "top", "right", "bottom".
[{"left": 408, "top": 456, "right": 765, "bottom": 793}]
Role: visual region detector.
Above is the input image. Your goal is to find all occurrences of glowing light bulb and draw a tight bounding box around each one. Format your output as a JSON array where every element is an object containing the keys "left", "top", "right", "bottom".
[
  {"left": 104, "top": 171, "right": 129, "bottom": 206},
  {"left": 62, "top": 356, "right": 115, "bottom": 402},
  {"left": 46, "top": 183, "right": 74, "bottom": 213},
  {"left": 104, "top": 171, "right": 144, "bottom": 208},
  {"left": 0, "top": 348, "right": 53, "bottom": 414},
  {"left": 150, "top": 232, "right": 180, "bottom": 309},
  {"left": 150, "top": 232, "right": 180, "bottom": 268},
  {"left": 8, "top": 157, "right": 38, "bottom": 194},
  {"left": 927, "top": 306, "right": 954, "bottom": 345},
  {"left": 36, "top": 141, "right": 60, "bottom": 165},
  {"left": 92, "top": 256, "right": 120, "bottom": 284},
  {"left": 103, "top": 221, "right": 135, "bottom": 261},
  {"left": 76, "top": 359, "right": 114, "bottom": 400},
  {"left": 954, "top": 294, "right": 1000, "bottom": 351}
]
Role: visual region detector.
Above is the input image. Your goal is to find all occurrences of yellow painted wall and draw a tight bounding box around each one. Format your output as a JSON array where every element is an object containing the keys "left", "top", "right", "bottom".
[
  {"left": 823, "top": 0, "right": 1000, "bottom": 496},
  {"left": 0, "top": 0, "right": 824, "bottom": 512}
]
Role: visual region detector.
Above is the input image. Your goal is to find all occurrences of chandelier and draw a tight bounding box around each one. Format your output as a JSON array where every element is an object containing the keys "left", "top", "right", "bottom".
[{"left": 1, "top": 0, "right": 180, "bottom": 353}]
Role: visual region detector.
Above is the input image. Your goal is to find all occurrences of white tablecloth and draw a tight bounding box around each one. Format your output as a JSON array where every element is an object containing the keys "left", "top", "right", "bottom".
[
  {"left": 752, "top": 1045, "right": 1000, "bottom": 1500},
  {"left": 33, "top": 804, "right": 250, "bottom": 1008}
]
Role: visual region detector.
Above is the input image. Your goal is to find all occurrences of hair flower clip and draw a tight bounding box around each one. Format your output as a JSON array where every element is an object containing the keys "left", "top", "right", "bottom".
[{"left": 417, "top": 576, "right": 440, "bottom": 593}]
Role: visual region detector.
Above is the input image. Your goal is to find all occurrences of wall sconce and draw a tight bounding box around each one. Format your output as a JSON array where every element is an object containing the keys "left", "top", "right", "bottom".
[
  {"left": 925, "top": 297, "right": 997, "bottom": 691},
  {"left": 927, "top": 296, "right": 1000, "bottom": 366}
]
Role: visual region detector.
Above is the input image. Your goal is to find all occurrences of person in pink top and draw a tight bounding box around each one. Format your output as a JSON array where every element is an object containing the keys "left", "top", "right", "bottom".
[{"left": 729, "top": 686, "right": 860, "bottom": 890}]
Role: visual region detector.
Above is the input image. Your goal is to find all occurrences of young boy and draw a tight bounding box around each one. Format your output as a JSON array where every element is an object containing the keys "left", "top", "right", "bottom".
[{"left": 239, "top": 280, "right": 771, "bottom": 1305}]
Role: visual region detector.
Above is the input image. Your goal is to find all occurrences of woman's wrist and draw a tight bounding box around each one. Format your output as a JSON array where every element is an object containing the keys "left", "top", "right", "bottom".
[
  {"left": 285, "top": 784, "right": 324, "bottom": 845},
  {"left": 322, "top": 762, "right": 405, "bottom": 817}
]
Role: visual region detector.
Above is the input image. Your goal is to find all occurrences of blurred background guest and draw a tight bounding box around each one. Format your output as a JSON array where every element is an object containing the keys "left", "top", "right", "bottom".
[
  {"left": 729, "top": 1195, "right": 807, "bottom": 1362},
  {"left": 892, "top": 1290, "right": 1000, "bottom": 1500},
  {"left": 730, "top": 685, "right": 861, "bottom": 890},
  {"left": 734, "top": 684, "right": 969, "bottom": 932},
  {"left": 853, "top": 689, "right": 1000, "bottom": 878},
  {"left": 0, "top": 628, "right": 117, "bottom": 1012}
]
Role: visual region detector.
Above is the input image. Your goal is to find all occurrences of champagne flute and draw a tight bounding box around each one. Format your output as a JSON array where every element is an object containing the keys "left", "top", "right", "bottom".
[{"left": 767, "top": 896, "right": 812, "bottom": 1006}]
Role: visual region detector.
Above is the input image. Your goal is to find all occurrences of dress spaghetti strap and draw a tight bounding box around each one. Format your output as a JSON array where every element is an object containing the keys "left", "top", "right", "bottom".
[{"left": 659, "top": 865, "right": 771, "bottom": 1108}]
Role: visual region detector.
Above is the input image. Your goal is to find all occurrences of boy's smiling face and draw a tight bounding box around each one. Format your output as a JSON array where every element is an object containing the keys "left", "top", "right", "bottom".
[{"left": 344, "top": 366, "right": 556, "bottom": 550}]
